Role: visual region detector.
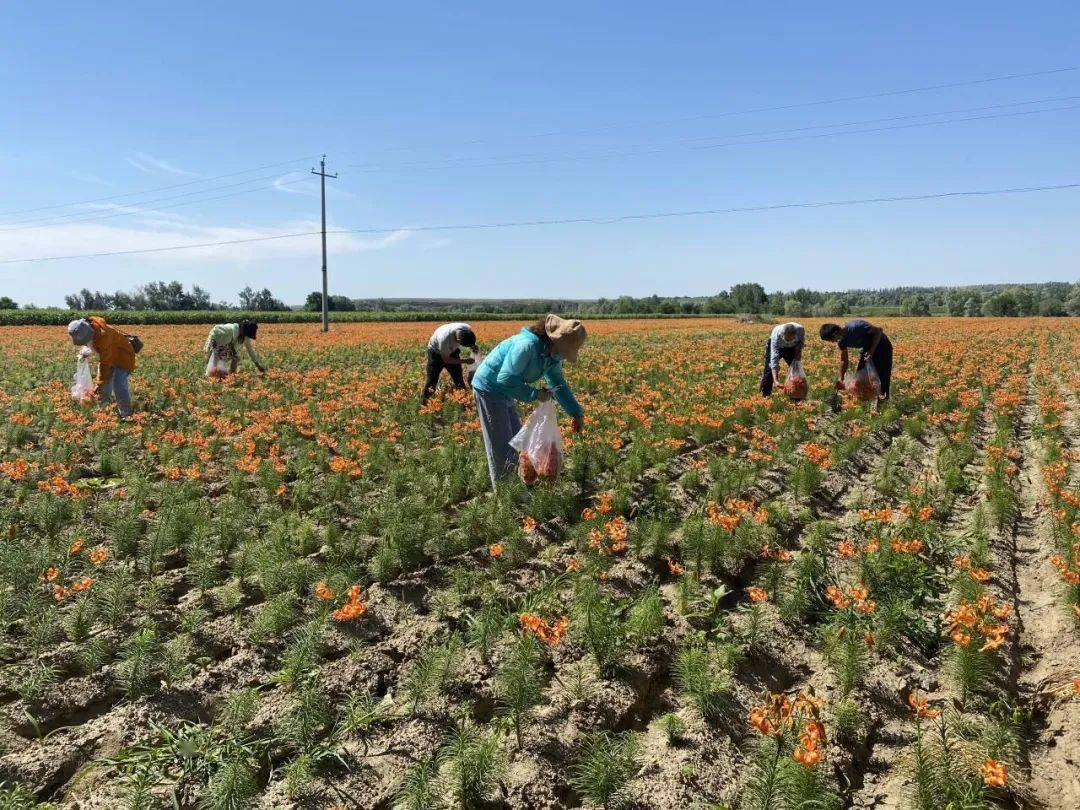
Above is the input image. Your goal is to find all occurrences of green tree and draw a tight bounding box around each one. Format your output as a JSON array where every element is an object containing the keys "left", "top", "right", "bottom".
[
  {"left": 963, "top": 295, "right": 982, "bottom": 317},
  {"left": 304, "top": 292, "right": 355, "bottom": 311},
  {"left": 1039, "top": 297, "right": 1066, "bottom": 316},
  {"left": 1066, "top": 282, "right": 1080, "bottom": 316},
  {"left": 702, "top": 292, "right": 733, "bottom": 314},
  {"left": 819, "top": 297, "right": 846, "bottom": 317},
  {"left": 901, "top": 295, "right": 931, "bottom": 316},
  {"left": 0, "top": 296, "right": 17, "bottom": 309},
  {"left": 729, "top": 283, "right": 768, "bottom": 314},
  {"left": 981, "top": 291, "right": 1017, "bottom": 317},
  {"left": 1009, "top": 286, "right": 1036, "bottom": 316},
  {"left": 238, "top": 287, "right": 289, "bottom": 312},
  {"left": 945, "top": 290, "right": 966, "bottom": 316},
  {"left": 784, "top": 298, "right": 808, "bottom": 318}
]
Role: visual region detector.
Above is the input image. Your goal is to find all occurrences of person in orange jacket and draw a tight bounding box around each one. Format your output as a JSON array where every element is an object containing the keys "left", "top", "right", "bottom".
[{"left": 67, "top": 317, "right": 136, "bottom": 417}]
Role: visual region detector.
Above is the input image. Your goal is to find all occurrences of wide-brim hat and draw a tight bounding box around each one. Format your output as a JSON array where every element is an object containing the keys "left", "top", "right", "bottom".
[{"left": 544, "top": 314, "right": 587, "bottom": 363}]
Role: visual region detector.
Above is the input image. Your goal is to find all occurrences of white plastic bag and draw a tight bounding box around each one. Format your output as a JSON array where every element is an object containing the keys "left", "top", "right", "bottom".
[
  {"left": 783, "top": 359, "right": 808, "bottom": 400},
  {"left": 71, "top": 349, "right": 95, "bottom": 403},
  {"left": 509, "top": 399, "right": 565, "bottom": 484},
  {"left": 845, "top": 358, "right": 881, "bottom": 402},
  {"left": 206, "top": 353, "right": 231, "bottom": 379}
]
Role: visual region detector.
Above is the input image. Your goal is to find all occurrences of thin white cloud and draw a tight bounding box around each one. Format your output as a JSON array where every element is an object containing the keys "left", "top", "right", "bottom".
[
  {"left": 272, "top": 174, "right": 357, "bottom": 200},
  {"left": 126, "top": 152, "right": 201, "bottom": 177},
  {"left": 422, "top": 237, "right": 452, "bottom": 251},
  {"left": 273, "top": 175, "right": 318, "bottom": 196},
  {"left": 0, "top": 219, "right": 410, "bottom": 270},
  {"left": 66, "top": 170, "right": 113, "bottom": 187},
  {"left": 80, "top": 202, "right": 191, "bottom": 223}
]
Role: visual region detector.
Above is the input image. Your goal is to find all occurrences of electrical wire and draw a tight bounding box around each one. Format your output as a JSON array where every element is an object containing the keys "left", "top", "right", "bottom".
[
  {"left": 0, "top": 156, "right": 319, "bottom": 219},
  {"left": 345, "top": 100, "right": 1080, "bottom": 173},
  {"left": 0, "top": 172, "right": 314, "bottom": 232},
  {"left": 1, "top": 181, "right": 1076, "bottom": 265},
  {"left": 368, "top": 65, "right": 1080, "bottom": 153}
]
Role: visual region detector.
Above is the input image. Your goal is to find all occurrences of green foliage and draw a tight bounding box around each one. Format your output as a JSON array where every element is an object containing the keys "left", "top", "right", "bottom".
[
  {"left": 275, "top": 685, "right": 333, "bottom": 755},
  {"left": 822, "top": 627, "right": 868, "bottom": 698},
  {"left": 572, "top": 580, "right": 626, "bottom": 673},
  {"left": 0, "top": 782, "right": 56, "bottom": 809},
  {"left": 658, "top": 712, "right": 687, "bottom": 744},
  {"left": 403, "top": 634, "right": 463, "bottom": 714},
  {"left": 625, "top": 584, "right": 665, "bottom": 645},
  {"left": 117, "top": 626, "right": 162, "bottom": 698},
  {"left": 496, "top": 636, "right": 544, "bottom": 747},
  {"left": 439, "top": 719, "right": 504, "bottom": 810},
  {"left": 673, "top": 640, "right": 732, "bottom": 721},
  {"left": 830, "top": 699, "right": 864, "bottom": 741},
  {"left": 571, "top": 731, "right": 641, "bottom": 810},
  {"left": 465, "top": 601, "right": 507, "bottom": 665},
  {"left": 394, "top": 758, "right": 443, "bottom": 810},
  {"left": 740, "top": 735, "right": 841, "bottom": 810}
]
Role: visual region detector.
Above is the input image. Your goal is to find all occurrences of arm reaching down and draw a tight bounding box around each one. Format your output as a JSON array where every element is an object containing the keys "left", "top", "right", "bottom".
[
  {"left": 244, "top": 340, "right": 265, "bottom": 373},
  {"left": 544, "top": 361, "right": 584, "bottom": 419}
]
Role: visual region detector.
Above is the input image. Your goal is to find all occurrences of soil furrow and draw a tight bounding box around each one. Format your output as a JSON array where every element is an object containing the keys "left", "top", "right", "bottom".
[{"left": 1019, "top": 378, "right": 1080, "bottom": 809}]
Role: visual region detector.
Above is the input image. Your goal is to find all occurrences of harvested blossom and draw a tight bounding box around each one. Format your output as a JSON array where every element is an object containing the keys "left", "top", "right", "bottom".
[
  {"left": 519, "top": 613, "right": 569, "bottom": 646},
  {"left": 332, "top": 585, "right": 367, "bottom": 621},
  {"left": 981, "top": 759, "right": 1007, "bottom": 788}
]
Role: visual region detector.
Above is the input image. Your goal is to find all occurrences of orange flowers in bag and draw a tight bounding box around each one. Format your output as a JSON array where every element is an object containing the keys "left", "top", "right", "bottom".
[
  {"left": 845, "top": 359, "right": 881, "bottom": 402},
  {"left": 510, "top": 400, "right": 565, "bottom": 484},
  {"left": 518, "top": 453, "right": 538, "bottom": 485},
  {"left": 783, "top": 360, "right": 808, "bottom": 401}
]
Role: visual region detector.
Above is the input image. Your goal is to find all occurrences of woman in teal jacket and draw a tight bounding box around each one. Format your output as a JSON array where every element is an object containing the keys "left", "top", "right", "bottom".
[{"left": 471, "top": 314, "right": 587, "bottom": 488}]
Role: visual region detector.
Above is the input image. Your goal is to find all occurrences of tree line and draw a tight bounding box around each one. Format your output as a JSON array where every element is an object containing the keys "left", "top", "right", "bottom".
[
  {"left": 53, "top": 283, "right": 289, "bottom": 312},
  {"left": 1, "top": 279, "right": 1078, "bottom": 316}
]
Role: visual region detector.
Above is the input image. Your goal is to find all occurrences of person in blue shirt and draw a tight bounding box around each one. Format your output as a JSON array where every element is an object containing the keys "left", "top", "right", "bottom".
[
  {"left": 819, "top": 319, "right": 893, "bottom": 404},
  {"left": 471, "top": 314, "right": 587, "bottom": 488}
]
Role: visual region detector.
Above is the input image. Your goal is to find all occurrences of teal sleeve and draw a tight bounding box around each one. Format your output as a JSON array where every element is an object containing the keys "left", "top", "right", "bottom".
[
  {"left": 544, "top": 361, "right": 583, "bottom": 418},
  {"left": 495, "top": 342, "right": 539, "bottom": 403}
]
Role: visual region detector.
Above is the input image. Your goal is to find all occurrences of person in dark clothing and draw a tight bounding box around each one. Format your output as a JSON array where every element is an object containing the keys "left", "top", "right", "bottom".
[
  {"left": 819, "top": 319, "right": 893, "bottom": 404},
  {"left": 759, "top": 322, "right": 805, "bottom": 396},
  {"left": 422, "top": 322, "right": 478, "bottom": 403}
]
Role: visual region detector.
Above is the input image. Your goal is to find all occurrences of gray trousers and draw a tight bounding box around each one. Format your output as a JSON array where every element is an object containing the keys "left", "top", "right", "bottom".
[
  {"left": 474, "top": 388, "right": 521, "bottom": 489},
  {"left": 99, "top": 367, "right": 132, "bottom": 418}
]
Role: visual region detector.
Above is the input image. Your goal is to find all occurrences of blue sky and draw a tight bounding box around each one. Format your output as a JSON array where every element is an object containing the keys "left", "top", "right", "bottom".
[{"left": 1, "top": 1, "right": 1078, "bottom": 306}]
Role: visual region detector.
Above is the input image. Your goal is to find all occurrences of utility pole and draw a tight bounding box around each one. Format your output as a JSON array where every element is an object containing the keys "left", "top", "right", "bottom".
[{"left": 311, "top": 155, "right": 337, "bottom": 332}]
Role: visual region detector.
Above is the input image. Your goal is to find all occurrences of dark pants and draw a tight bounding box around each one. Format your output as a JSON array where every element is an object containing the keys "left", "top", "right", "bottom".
[
  {"left": 422, "top": 348, "right": 466, "bottom": 402},
  {"left": 858, "top": 335, "right": 893, "bottom": 399},
  {"left": 759, "top": 338, "right": 798, "bottom": 396}
]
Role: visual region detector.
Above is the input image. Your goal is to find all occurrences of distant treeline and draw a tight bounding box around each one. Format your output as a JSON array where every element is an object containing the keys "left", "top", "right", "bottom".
[
  {"left": 0, "top": 310, "right": 718, "bottom": 327},
  {"left": 2, "top": 279, "right": 1079, "bottom": 321},
  {"left": 352, "top": 281, "right": 1080, "bottom": 317}
]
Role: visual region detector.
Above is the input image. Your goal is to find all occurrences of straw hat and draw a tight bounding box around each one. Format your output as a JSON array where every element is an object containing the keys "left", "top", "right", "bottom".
[{"left": 545, "top": 314, "right": 587, "bottom": 363}]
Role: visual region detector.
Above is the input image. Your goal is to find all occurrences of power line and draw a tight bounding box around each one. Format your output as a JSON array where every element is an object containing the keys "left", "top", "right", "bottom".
[
  {"left": 345, "top": 100, "right": 1080, "bottom": 174},
  {"left": 367, "top": 65, "right": 1080, "bottom": 153},
  {"left": 5, "top": 66, "right": 1076, "bottom": 220},
  {"left": 2, "top": 181, "right": 1076, "bottom": 265},
  {"left": 10, "top": 95, "right": 1071, "bottom": 233},
  {"left": 0, "top": 155, "right": 318, "bottom": 219},
  {"left": 0, "top": 172, "right": 314, "bottom": 232}
]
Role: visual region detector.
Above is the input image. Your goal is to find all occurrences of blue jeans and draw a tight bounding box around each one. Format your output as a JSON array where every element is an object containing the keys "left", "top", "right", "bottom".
[
  {"left": 473, "top": 388, "right": 521, "bottom": 489},
  {"left": 99, "top": 367, "right": 132, "bottom": 418}
]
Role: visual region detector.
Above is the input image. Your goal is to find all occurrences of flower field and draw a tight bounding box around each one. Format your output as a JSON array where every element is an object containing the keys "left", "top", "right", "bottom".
[{"left": 0, "top": 317, "right": 1078, "bottom": 809}]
